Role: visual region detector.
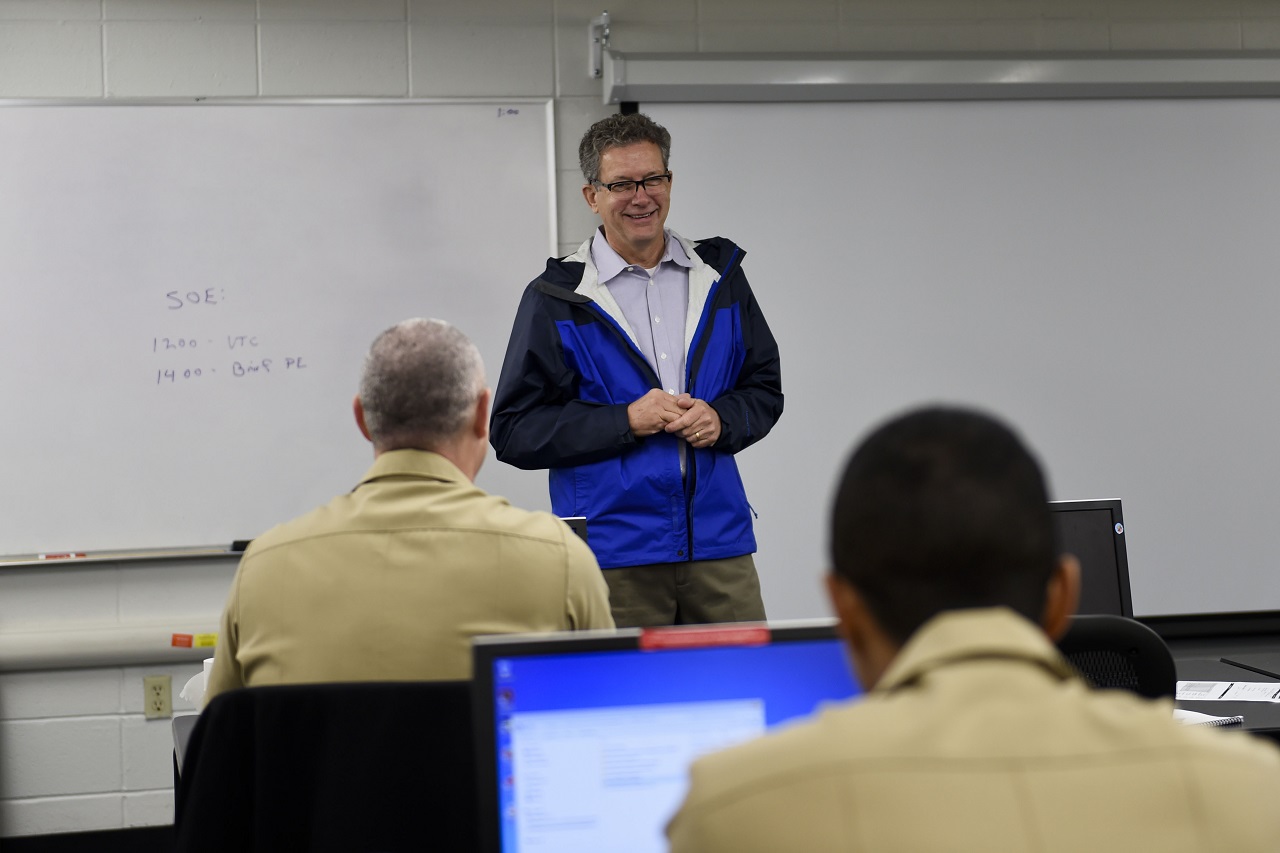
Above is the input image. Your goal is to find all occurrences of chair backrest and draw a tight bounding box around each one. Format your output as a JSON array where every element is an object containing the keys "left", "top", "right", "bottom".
[
  {"left": 174, "top": 680, "right": 478, "bottom": 853},
  {"left": 1057, "top": 614, "right": 1176, "bottom": 699}
]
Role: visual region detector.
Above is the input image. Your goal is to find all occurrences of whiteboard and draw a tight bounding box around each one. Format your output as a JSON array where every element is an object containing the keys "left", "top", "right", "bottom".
[
  {"left": 647, "top": 98, "right": 1280, "bottom": 619},
  {"left": 0, "top": 101, "right": 555, "bottom": 557}
]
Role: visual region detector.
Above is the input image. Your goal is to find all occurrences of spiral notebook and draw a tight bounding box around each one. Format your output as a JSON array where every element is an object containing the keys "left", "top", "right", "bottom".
[{"left": 1173, "top": 709, "right": 1245, "bottom": 728}]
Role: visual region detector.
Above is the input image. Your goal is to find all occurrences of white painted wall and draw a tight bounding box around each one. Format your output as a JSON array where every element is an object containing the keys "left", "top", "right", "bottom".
[{"left": 3, "top": 0, "right": 1279, "bottom": 838}]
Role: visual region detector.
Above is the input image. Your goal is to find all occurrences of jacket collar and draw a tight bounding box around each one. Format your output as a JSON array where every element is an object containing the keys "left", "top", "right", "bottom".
[
  {"left": 875, "top": 607, "right": 1080, "bottom": 695},
  {"left": 591, "top": 227, "right": 695, "bottom": 285},
  {"left": 567, "top": 228, "right": 702, "bottom": 281},
  {"left": 562, "top": 229, "right": 706, "bottom": 346},
  {"left": 354, "top": 449, "right": 468, "bottom": 490}
]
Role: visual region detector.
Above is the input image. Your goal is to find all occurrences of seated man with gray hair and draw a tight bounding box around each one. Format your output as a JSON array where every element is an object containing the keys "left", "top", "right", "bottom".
[{"left": 206, "top": 318, "right": 613, "bottom": 702}]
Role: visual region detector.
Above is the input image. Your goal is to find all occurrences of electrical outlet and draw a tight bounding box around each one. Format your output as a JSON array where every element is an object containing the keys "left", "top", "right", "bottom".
[{"left": 143, "top": 675, "right": 172, "bottom": 719}]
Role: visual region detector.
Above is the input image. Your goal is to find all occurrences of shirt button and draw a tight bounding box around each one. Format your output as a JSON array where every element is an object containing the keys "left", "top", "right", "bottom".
[
  {"left": 654, "top": 316, "right": 661, "bottom": 323},
  {"left": 660, "top": 353, "right": 667, "bottom": 360},
  {"left": 667, "top": 388, "right": 676, "bottom": 394}
]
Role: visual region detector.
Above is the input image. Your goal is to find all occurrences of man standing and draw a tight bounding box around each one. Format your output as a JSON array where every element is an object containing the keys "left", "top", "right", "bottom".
[
  {"left": 667, "top": 406, "right": 1280, "bottom": 851},
  {"left": 205, "top": 319, "right": 613, "bottom": 703},
  {"left": 490, "top": 113, "right": 783, "bottom": 628}
]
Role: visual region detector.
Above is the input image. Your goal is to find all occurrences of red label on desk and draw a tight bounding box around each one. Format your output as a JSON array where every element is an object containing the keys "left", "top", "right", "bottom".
[
  {"left": 639, "top": 624, "right": 770, "bottom": 650},
  {"left": 171, "top": 633, "right": 194, "bottom": 648}
]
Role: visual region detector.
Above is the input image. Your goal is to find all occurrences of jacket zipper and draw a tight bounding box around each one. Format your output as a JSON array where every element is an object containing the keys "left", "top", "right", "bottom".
[
  {"left": 569, "top": 246, "right": 741, "bottom": 565},
  {"left": 679, "top": 248, "right": 741, "bottom": 563}
]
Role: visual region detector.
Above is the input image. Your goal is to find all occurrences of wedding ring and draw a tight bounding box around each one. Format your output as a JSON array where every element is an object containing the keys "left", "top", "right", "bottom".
[{"left": 695, "top": 430, "right": 702, "bottom": 439}]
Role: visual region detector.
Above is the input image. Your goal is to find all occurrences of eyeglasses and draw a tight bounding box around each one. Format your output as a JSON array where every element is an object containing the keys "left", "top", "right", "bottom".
[{"left": 593, "top": 172, "right": 672, "bottom": 196}]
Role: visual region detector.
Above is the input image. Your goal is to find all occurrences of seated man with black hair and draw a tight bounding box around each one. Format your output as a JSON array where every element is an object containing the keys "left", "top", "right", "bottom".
[{"left": 669, "top": 405, "right": 1280, "bottom": 852}]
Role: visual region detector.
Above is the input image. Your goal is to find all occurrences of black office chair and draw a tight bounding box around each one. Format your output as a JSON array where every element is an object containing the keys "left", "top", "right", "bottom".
[
  {"left": 1057, "top": 614, "right": 1177, "bottom": 699},
  {"left": 173, "top": 680, "right": 478, "bottom": 853}
]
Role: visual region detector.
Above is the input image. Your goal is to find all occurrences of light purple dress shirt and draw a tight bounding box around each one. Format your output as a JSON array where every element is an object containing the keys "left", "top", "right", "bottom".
[{"left": 591, "top": 228, "right": 693, "bottom": 396}]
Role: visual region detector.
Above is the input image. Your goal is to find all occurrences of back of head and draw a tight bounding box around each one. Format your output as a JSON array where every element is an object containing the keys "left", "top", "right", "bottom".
[
  {"left": 830, "top": 406, "right": 1056, "bottom": 645},
  {"left": 358, "top": 318, "right": 484, "bottom": 452},
  {"left": 578, "top": 113, "right": 672, "bottom": 185}
]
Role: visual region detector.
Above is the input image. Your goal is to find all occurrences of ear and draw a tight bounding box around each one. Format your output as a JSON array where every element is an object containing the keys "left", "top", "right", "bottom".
[
  {"left": 582, "top": 182, "right": 601, "bottom": 214},
  {"left": 353, "top": 395, "right": 372, "bottom": 443},
  {"left": 825, "top": 573, "right": 860, "bottom": 642},
  {"left": 1040, "top": 554, "right": 1081, "bottom": 641},
  {"left": 473, "top": 387, "right": 491, "bottom": 441},
  {"left": 825, "top": 573, "right": 897, "bottom": 690}
]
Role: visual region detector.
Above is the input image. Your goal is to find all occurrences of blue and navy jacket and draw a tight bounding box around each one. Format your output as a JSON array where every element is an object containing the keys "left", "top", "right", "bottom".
[{"left": 490, "top": 231, "right": 783, "bottom": 569}]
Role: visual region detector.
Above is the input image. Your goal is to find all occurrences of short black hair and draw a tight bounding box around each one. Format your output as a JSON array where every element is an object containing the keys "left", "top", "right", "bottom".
[{"left": 829, "top": 406, "right": 1056, "bottom": 645}]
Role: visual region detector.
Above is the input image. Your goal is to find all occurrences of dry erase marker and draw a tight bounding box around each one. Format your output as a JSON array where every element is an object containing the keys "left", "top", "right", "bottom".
[{"left": 38, "top": 552, "right": 86, "bottom": 560}]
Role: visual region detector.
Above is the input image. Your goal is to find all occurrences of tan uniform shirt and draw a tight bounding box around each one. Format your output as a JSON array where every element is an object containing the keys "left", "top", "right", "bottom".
[
  {"left": 206, "top": 450, "right": 613, "bottom": 703},
  {"left": 668, "top": 608, "right": 1280, "bottom": 853}
]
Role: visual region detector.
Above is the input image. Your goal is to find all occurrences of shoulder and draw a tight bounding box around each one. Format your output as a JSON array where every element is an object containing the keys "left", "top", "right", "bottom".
[
  {"left": 530, "top": 238, "right": 592, "bottom": 291},
  {"left": 481, "top": 503, "right": 603, "bottom": 588},
  {"left": 1015, "top": 686, "right": 1280, "bottom": 806},
  {"left": 473, "top": 498, "right": 594, "bottom": 557},
  {"left": 683, "top": 234, "right": 744, "bottom": 271},
  {"left": 1116, "top": 701, "right": 1280, "bottom": 837},
  {"left": 668, "top": 708, "right": 847, "bottom": 849},
  {"left": 683, "top": 702, "right": 850, "bottom": 805},
  {"left": 1151, "top": 700, "right": 1280, "bottom": 775},
  {"left": 237, "top": 494, "right": 351, "bottom": 567},
  {"left": 518, "top": 251, "right": 594, "bottom": 311}
]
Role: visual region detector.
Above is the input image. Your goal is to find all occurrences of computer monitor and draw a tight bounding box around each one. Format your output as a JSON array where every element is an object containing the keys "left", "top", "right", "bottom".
[
  {"left": 472, "top": 621, "right": 860, "bottom": 853},
  {"left": 560, "top": 515, "right": 587, "bottom": 542},
  {"left": 1048, "top": 499, "right": 1133, "bottom": 617}
]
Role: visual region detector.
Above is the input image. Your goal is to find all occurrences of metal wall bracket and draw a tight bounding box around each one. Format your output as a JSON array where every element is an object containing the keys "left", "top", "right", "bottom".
[{"left": 589, "top": 11, "right": 611, "bottom": 79}]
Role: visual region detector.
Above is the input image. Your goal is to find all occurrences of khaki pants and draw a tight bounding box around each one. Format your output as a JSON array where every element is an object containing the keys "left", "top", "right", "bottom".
[{"left": 603, "top": 554, "right": 766, "bottom": 628}]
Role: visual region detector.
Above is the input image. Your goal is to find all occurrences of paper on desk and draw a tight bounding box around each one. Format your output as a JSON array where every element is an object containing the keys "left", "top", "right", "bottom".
[
  {"left": 1173, "top": 709, "right": 1245, "bottom": 727},
  {"left": 1176, "top": 680, "right": 1280, "bottom": 702},
  {"left": 178, "top": 658, "right": 215, "bottom": 708},
  {"left": 179, "top": 672, "right": 204, "bottom": 706}
]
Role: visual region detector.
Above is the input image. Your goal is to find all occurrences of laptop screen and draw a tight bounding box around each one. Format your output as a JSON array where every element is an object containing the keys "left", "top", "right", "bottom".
[
  {"left": 1049, "top": 498, "right": 1133, "bottom": 617},
  {"left": 472, "top": 621, "right": 860, "bottom": 853}
]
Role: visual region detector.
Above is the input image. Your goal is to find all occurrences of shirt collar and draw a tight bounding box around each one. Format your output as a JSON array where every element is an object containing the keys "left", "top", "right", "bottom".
[
  {"left": 875, "top": 607, "right": 1080, "bottom": 694},
  {"left": 591, "top": 227, "right": 693, "bottom": 285},
  {"left": 355, "top": 448, "right": 468, "bottom": 490}
]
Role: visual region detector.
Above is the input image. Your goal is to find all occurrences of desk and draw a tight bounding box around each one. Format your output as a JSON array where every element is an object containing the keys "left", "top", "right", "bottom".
[
  {"left": 173, "top": 713, "right": 199, "bottom": 776},
  {"left": 172, "top": 712, "right": 200, "bottom": 818},
  {"left": 1174, "top": 658, "right": 1280, "bottom": 740},
  {"left": 1149, "top": 612, "right": 1280, "bottom": 743}
]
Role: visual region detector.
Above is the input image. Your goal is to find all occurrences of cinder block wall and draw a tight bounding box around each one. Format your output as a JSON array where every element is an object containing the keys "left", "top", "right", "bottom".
[
  {"left": 1, "top": 0, "right": 1275, "bottom": 838},
  {"left": 0, "top": 558, "right": 231, "bottom": 836}
]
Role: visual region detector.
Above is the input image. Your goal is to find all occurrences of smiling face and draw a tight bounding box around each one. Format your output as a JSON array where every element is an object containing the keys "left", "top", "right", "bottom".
[{"left": 582, "top": 141, "right": 672, "bottom": 267}]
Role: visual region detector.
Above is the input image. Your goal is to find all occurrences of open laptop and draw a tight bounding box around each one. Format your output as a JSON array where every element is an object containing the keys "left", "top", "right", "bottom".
[
  {"left": 561, "top": 515, "right": 587, "bottom": 542},
  {"left": 1049, "top": 499, "right": 1133, "bottom": 617},
  {"left": 472, "top": 621, "right": 860, "bottom": 853}
]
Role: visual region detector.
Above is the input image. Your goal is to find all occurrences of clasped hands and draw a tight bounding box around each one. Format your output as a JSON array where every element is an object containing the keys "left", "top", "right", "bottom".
[{"left": 627, "top": 389, "right": 719, "bottom": 448}]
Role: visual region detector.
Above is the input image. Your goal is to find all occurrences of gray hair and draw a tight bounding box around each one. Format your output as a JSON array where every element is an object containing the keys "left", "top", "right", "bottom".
[
  {"left": 578, "top": 113, "right": 672, "bottom": 185},
  {"left": 358, "top": 318, "right": 485, "bottom": 451}
]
